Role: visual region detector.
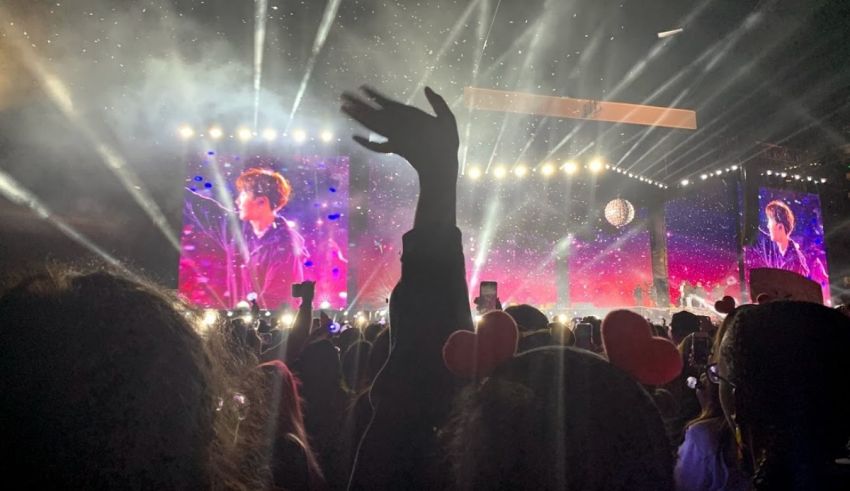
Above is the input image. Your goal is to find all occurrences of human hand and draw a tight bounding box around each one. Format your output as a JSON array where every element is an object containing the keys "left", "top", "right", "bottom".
[{"left": 341, "top": 86, "right": 459, "bottom": 183}]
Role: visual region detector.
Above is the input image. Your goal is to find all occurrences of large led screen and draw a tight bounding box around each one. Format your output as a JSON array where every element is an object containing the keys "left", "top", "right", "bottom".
[
  {"left": 745, "top": 187, "right": 830, "bottom": 303},
  {"left": 665, "top": 179, "right": 742, "bottom": 308},
  {"left": 178, "top": 153, "right": 349, "bottom": 310}
]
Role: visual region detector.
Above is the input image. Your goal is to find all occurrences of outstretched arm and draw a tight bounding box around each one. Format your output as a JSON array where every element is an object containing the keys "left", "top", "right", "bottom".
[{"left": 342, "top": 86, "right": 473, "bottom": 489}]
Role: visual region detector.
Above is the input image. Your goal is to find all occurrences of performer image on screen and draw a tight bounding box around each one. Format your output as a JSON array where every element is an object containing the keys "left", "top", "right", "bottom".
[
  {"left": 234, "top": 168, "right": 307, "bottom": 307},
  {"left": 763, "top": 199, "right": 809, "bottom": 277}
]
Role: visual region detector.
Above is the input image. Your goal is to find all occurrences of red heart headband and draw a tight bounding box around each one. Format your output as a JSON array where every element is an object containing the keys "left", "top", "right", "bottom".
[
  {"left": 442, "top": 309, "right": 683, "bottom": 386},
  {"left": 601, "top": 310, "right": 683, "bottom": 386},
  {"left": 442, "top": 310, "right": 518, "bottom": 379}
]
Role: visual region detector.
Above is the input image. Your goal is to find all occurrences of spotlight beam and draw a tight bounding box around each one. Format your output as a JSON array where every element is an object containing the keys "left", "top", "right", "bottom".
[
  {"left": 461, "top": 0, "right": 497, "bottom": 174},
  {"left": 253, "top": 0, "right": 269, "bottom": 131},
  {"left": 0, "top": 170, "right": 131, "bottom": 275},
  {"left": 404, "top": 0, "right": 484, "bottom": 105},
  {"left": 285, "top": 0, "right": 343, "bottom": 131},
  {"left": 0, "top": 19, "right": 180, "bottom": 250}
]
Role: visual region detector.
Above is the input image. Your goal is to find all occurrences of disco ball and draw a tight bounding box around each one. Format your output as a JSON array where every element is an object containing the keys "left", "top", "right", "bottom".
[{"left": 604, "top": 198, "right": 635, "bottom": 228}]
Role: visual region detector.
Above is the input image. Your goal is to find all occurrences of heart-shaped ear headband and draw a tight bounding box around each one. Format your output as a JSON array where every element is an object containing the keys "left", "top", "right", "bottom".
[
  {"left": 601, "top": 310, "right": 683, "bottom": 386},
  {"left": 442, "top": 310, "right": 518, "bottom": 379},
  {"left": 442, "top": 309, "right": 684, "bottom": 386}
]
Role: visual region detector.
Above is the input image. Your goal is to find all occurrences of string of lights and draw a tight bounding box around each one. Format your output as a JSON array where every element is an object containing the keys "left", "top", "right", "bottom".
[{"left": 177, "top": 125, "right": 336, "bottom": 143}]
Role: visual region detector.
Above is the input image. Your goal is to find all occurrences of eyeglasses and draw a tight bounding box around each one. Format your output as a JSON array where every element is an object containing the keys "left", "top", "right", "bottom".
[{"left": 706, "top": 363, "right": 736, "bottom": 388}]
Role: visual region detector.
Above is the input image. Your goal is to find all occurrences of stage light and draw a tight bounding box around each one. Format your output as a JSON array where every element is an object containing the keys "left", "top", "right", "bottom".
[
  {"left": 206, "top": 126, "right": 223, "bottom": 140},
  {"left": 202, "top": 309, "right": 219, "bottom": 327},
  {"left": 514, "top": 165, "right": 528, "bottom": 177},
  {"left": 793, "top": 174, "right": 801, "bottom": 180},
  {"left": 556, "top": 314, "right": 568, "bottom": 324},
  {"left": 320, "top": 130, "right": 334, "bottom": 143},
  {"left": 319, "top": 300, "right": 331, "bottom": 309},
  {"left": 355, "top": 314, "right": 367, "bottom": 326},
  {"left": 262, "top": 128, "right": 278, "bottom": 141},
  {"left": 820, "top": 178, "right": 827, "bottom": 183},
  {"left": 628, "top": 173, "right": 634, "bottom": 178},
  {"left": 473, "top": 314, "right": 483, "bottom": 325},
  {"left": 766, "top": 170, "right": 773, "bottom": 175},
  {"left": 280, "top": 312, "right": 294, "bottom": 328},
  {"left": 806, "top": 176, "right": 812, "bottom": 181},
  {"left": 540, "top": 162, "right": 556, "bottom": 176},
  {"left": 493, "top": 166, "right": 507, "bottom": 179},
  {"left": 563, "top": 161, "right": 578, "bottom": 175},
  {"left": 700, "top": 174, "right": 708, "bottom": 180},
  {"left": 293, "top": 129, "right": 307, "bottom": 143},
  {"left": 715, "top": 170, "right": 722, "bottom": 176},
  {"left": 178, "top": 125, "right": 194, "bottom": 139},
  {"left": 731, "top": 165, "right": 739, "bottom": 171},
  {"left": 588, "top": 158, "right": 604, "bottom": 173},
  {"left": 467, "top": 166, "right": 482, "bottom": 180},
  {"left": 237, "top": 128, "right": 253, "bottom": 142},
  {"left": 780, "top": 172, "right": 788, "bottom": 178}
]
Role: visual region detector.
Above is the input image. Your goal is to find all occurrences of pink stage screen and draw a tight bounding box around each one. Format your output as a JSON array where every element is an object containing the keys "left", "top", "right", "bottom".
[{"left": 178, "top": 153, "right": 349, "bottom": 310}]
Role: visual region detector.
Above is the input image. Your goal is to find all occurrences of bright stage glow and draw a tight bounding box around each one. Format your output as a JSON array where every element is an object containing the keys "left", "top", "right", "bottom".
[
  {"left": 320, "top": 130, "right": 334, "bottom": 143},
  {"left": 766, "top": 170, "right": 773, "bottom": 175},
  {"left": 208, "top": 126, "right": 223, "bottom": 140},
  {"left": 280, "top": 312, "right": 295, "bottom": 328},
  {"left": 237, "top": 128, "right": 253, "bottom": 142},
  {"left": 262, "top": 128, "right": 278, "bottom": 141},
  {"left": 540, "top": 162, "right": 556, "bottom": 176},
  {"left": 293, "top": 129, "right": 308, "bottom": 143},
  {"left": 563, "top": 161, "right": 578, "bottom": 175},
  {"left": 202, "top": 309, "right": 219, "bottom": 327},
  {"left": 514, "top": 165, "right": 528, "bottom": 177},
  {"left": 467, "top": 166, "right": 482, "bottom": 180},
  {"left": 700, "top": 174, "right": 708, "bottom": 180},
  {"left": 556, "top": 314, "right": 568, "bottom": 324},
  {"left": 731, "top": 165, "right": 739, "bottom": 171},
  {"left": 493, "top": 166, "right": 507, "bottom": 179},
  {"left": 681, "top": 179, "right": 690, "bottom": 186},
  {"left": 588, "top": 158, "right": 604, "bottom": 173},
  {"left": 319, "top": 300, "right": 331, "bottom": 309},
  {"left": 178, "top": 125, "right": 194, "bottom": 139}
]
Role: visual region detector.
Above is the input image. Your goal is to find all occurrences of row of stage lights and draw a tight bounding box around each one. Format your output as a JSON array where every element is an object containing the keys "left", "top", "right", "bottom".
[
  {"left": 680, "top": 165, "right": 740, "bottom": 187},
  {"left": 679, "top": 165, "right": 827, "bottom": 187},
  {"left": 763, "top": 169, "right": 827, "bottom": 184},
  {"left": 464, "top": 158, "right": 669, "bottom": 189},
  {"left": 177, "top": 125, "right": 337, "bottom": 144}
]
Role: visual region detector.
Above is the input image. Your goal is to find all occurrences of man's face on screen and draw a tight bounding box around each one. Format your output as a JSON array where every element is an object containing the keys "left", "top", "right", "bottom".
[
  {"left": 236, "top": 190, "right": 270, "bottom": 221},
  {"left": 767, "top": 216, "right": 787, "bottom": 243}
]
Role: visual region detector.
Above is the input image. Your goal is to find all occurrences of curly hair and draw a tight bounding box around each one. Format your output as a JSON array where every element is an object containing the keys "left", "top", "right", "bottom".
[{"left": 236, "top": 167, "right": 293, "bottom": 210}]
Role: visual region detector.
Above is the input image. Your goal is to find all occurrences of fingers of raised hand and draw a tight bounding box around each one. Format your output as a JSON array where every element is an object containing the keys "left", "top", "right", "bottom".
[
  {"left": 360, "top": 85, "right": 396, "bottom": 108},
  {"left": 352, "top": 135, "right": 393, "bottom": 154},
  {"left": 424, "top": 86, "right": 456, "bottom": 127}
]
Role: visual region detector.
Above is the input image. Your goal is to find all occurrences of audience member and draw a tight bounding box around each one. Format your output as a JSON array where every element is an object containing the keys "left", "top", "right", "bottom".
[
  {"left": 0, "top": 269, "right": 222, "bottom": 488},
  {"left": 505, "top": 304, "right": 553, "bottom": 351},
  {"left": 443, "top": 346, "right": 674, "bottom": 490},
  {"left": 717, "top": 301, "right": 850, "bottom": 490}
]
